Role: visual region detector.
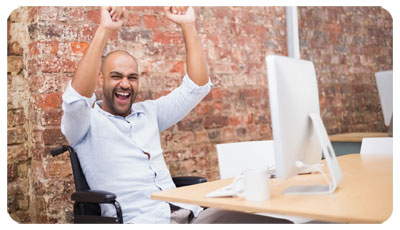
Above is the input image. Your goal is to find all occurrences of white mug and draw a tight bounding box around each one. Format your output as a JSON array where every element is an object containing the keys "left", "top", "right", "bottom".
[{"left": 232, "top": 169, "right": 270, "bottom": 201}]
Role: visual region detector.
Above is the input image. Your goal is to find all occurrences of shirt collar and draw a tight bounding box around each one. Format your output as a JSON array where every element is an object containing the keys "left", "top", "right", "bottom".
[{"left": 94, "top": 100, "right": 145, "bottom": 118}]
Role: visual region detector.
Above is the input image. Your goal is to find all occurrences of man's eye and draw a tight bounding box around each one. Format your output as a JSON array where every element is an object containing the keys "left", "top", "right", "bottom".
[{"left": 111, "top": 75, "right": 121, "bottom": 79}]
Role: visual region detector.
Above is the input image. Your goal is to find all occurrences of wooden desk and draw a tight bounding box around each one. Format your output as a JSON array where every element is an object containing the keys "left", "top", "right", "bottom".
[
  {"left": 329, "top": 132, "right": 390, "bottom": 142},
  {"left": 152, "top": 154, "right": 392, "bottom": 223}
]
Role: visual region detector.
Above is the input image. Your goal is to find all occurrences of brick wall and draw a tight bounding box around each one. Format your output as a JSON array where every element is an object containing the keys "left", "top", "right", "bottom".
[
  {"left": 298, "top": 7, "right": 392, "bottom": 133},
  {"left": 7, "top": 6, "right": 391, "bottom": 223}
]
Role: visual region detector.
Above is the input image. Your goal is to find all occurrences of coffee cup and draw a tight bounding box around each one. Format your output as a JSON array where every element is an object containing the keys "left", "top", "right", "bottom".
[{"left": 232, "top": 169, "right": 270, "bottom": 201}]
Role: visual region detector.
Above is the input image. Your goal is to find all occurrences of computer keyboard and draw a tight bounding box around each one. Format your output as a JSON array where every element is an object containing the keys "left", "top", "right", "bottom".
[
  {"left": 206, "top": 170, "right": 277, "bottom": 198},
  {"left": 206, "top": 183, "right": 236, "bottom": 198}
]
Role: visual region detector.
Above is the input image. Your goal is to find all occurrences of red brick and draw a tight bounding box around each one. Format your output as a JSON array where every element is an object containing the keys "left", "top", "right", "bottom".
[
  {"left": 30, "top": 40, "right": 58, "bottom": 56},
  {"left": 190, "top": 144, "right": 214, "bottom": 157},
  {"left": 208, "top": 101, "right": 222, "bottom": 115},
  {"left": 43, "top": 108, "right": 62, "bottom": 126},
  {"left": 7, "top": 128, "right": 26, "bottom": 145},
  {"left": 8, "top": 145, "right": 29, "bottom": 163},
  {"left": 45, "top": 161, "right": 72, "bottom": 177},
  {"left": 7, "top": 21, "right": 11, "bottom": 40},
  {"left": 29, "top": 73, "right": 68, "bottom": 94},
  {"left": 42, "top": 128, "right": 66, "bottom": 146},
  {"left": 153, "top": 30, "right": 183, "bottom": 45},
  {"left": 235, "top": 127, "right": 247, "bottom": 138},
  {"left": 169, "top": 61, "right": 184, "bottom": 73},
  {"left": 143, "top": 15, "right": 158, "bottom": 29},
  {"left": 7, "top": 164, "right": 18, "bottom": 182},
  {"left": 125, "top": 12, "right": 140, "bottom": 27},
  {"left": 37, "top": 92, "right": 63, "bottom": 109},
  {"left": 81, "top": 24, "right": 97, "bottom": 41},
  {"left": 86, "top": 9, "right": 100, "bottom": 24},
  {"left": 37, "top": 7, "right": 58, "bottom": 21},
  {"left": 194, "top": 131, "right": 210, "bottom": 143},
  {"left": 325, "top": 23, "right": 342, "bottom": 34},
  {"left": 213, "top": 63, "right": 234, "bottom": 74},
  {"left": 239, "top": 88, "right": 262, "bottom": 99},
  {"left": 7, "top": 56, "right": 23, "bottom": 74},
  {"left": 120, "top": 29, "right": 152, "bottom": 42},
  {"left": 163, "top": 131, "right": 195, "bottom": 148},
  {"left": 215, "top": 7, "right": 230, "bottom": 20},
  {"left": 143, "top": 60, "right": 152, "bottom": 74},
  {"left": 229, "top": 113, "right": 253, "bottom": 127},
  {"left": 9, "top": 41, "right": 24, "bottom": 55},
  {"left": 28, "top": 41, "right": 40, "bottom": 55},
  {"left": 41, "top": 57, "right": 77, "bottom": 73},
  {"left": 70, "top": 41, "right": 88, "bottom": 54},
  {"left": 177, "top": 118, "right": 203, "bottom": 131},
  {"left": 7, "top": 109, "right": 25, "bottom": 128},
  {"left": 194, "top": 101, "right": 208, "bottom": 115},
  {"left": 203, "top": 116, "right": 228, "bottom": 129},
  {"left": 207, "top": 35, "right": 219, "bottom": 47},
  {"left": 68, "top": 7, "right": 85, "bottom": 21}
]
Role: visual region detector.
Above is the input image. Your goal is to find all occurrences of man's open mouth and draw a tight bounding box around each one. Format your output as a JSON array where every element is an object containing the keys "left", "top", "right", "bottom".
[{"left": 114, "top": 91, "right": 132, "bottom": 103}]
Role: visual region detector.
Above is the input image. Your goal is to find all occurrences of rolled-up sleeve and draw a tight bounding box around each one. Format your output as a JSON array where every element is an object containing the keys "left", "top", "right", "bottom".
[
  {"left": 155, "top": 74, "right": 213, "bottom": 132},
  {"left": 61, "top": 81, "right": 96, "bottom": 147}
]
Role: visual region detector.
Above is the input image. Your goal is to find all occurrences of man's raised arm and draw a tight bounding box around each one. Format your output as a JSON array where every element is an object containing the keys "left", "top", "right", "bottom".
[
  {"left": 164, "top": 6, "right": 208, "bottom": 86},
  {"left": 71, "top": 6, "right": 125, "bottom": 97}
]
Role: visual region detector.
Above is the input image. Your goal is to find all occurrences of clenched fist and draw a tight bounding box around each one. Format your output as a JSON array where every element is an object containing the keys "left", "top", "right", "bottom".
[{"left": 164, "top": 6, "right": 195, "bottom": 26}]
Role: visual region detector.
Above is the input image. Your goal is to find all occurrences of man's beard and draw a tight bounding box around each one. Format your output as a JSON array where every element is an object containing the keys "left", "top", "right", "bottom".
[{"left": 103, "top": 86, "right": 137, "bottom": 116}]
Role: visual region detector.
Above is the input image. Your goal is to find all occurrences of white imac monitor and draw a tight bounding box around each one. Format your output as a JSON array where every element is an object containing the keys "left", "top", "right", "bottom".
[
  {"left": 266, "top": 55, "right": 342, "bottom": 194},
  {"left": 375, "top": 70, "right": 393, "bottom": 135}
]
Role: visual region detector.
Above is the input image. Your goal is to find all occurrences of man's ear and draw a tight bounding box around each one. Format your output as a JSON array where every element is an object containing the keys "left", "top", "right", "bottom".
[{"left": 98, "top": 71, "right": 104, "bottom": 88}]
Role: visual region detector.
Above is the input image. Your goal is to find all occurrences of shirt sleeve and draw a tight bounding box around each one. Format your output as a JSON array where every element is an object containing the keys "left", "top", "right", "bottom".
[
  {"left": 61, "top": 81, "right": 96, "bottom": 147},
  {"left": 155, "top": 74, "right": 213, "bottom": 132}
]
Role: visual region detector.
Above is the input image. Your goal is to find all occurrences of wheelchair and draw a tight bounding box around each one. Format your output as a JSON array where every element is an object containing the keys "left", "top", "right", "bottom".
[{"left": 51, "top": 145, "right": 207, "bottom": 223}]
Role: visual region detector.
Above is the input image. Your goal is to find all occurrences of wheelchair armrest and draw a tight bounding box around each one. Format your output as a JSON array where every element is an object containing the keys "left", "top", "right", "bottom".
[
  {"left": 71, "top": 190, "right": 117, "bottom": 203},
  {"left": 172, "top": 176, "right": 207, "bottom": 187},
  {"left": 72, "top": 190, "right": 123, "bottom": 223}
]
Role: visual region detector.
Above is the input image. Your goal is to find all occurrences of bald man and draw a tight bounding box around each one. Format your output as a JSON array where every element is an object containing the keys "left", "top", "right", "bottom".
[
  {"left": 61, "top": 6, "right": 212, "bottom": 224},
  {"left": 61, "top": 6, "right": 290, "bottom": 224}
]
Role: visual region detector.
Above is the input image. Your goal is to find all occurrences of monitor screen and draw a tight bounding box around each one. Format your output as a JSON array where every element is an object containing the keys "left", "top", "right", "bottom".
[{"left": 266, "top": 55, "right": 322, "bottom": 180}]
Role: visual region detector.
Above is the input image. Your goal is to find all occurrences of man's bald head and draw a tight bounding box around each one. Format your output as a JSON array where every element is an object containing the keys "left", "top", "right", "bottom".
[{"left": 101, "top": 50, "right": 138, "bottom": 75}]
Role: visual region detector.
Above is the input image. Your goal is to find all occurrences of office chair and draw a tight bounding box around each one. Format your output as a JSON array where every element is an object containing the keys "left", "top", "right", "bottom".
[
  {"left": 360, "top": 137, "right": 393, "bottom": 155},
  {"left": 51, "top": 145, "right": 207, "bottom": 223}
]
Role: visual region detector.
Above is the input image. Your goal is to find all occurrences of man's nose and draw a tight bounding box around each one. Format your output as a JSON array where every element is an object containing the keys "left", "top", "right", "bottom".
[{"left": 119, "top": 78, "right": 130, "bottom": 89}]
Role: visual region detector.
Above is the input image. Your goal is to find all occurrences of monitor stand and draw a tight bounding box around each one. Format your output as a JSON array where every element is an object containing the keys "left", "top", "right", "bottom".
[
  {"left": 282, "top": 113, "right": 343, "bottom": 195},
  {"left": 388, "top": 115, "right": 393, "bottom": 137}
]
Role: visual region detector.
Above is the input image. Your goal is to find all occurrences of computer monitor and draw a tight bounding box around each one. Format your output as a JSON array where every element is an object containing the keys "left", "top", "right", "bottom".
[
  {"left": 266, "top": 55, "right": 342, "bottom": 194},
  {"left": 375, "top": 70, "right": 393, "bottom": 135}
]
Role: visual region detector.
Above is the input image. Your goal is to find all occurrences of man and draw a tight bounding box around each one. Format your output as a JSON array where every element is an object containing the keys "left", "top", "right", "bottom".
[{"left": 61, "top": 6, "right": 290, "bottom": 224}]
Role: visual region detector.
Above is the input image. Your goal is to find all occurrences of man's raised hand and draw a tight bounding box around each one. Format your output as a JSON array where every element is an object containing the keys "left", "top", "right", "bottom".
[
  {"left": 164, "top": 6, "right": 195, "bottom": 26},
  {"left": 70, "top": 6, "right": 125, "bottom": 97},
  {"left": 100, "top": 6, "right": 126, "bottom": 32}
]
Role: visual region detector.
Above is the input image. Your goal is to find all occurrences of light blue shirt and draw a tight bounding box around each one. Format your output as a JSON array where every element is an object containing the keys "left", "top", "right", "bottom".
[{"left": 61, "top": 75, "right": 212, "bottom": 223}]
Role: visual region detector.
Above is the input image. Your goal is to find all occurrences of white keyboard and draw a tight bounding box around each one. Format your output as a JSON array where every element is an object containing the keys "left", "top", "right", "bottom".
[{"left": 206, "top": 183, "right": 236, "bottom": 198}]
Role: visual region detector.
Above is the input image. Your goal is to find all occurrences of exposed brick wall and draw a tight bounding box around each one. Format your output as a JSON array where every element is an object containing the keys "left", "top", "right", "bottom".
[
  {"left": 298, "top": 7, "right": 392, "bottom": 133},
  {"left": 7, "top": 6, "right": 391, "bottom": 223}
]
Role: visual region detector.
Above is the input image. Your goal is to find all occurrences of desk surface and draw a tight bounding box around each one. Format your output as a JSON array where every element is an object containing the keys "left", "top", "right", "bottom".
[
  {"left": 152, "top": 154, "right": 392, "bottom": 223},
  {"left": 329, "top": 132, "right": 390, "bottom": 142}
]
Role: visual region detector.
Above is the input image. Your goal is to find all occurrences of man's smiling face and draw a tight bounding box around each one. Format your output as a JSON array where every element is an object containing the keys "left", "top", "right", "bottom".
[{"left": 100, "top": 51, "right": 139, "bottom": 117}]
